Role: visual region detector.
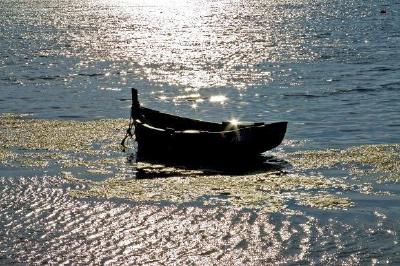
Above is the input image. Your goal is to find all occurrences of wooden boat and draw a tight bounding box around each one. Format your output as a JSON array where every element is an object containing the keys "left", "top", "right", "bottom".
[{"left": 122, "top": 88, "right": 287, "bottom": 162}]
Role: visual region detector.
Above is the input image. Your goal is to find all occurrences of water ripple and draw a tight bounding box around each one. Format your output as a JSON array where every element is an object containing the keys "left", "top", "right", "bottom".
[{"left": 0, "top": 170, "right": 399, "bottom": 264}]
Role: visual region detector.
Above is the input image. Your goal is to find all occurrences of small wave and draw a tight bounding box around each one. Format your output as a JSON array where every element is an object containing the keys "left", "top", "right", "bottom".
[
  {"left": 381, "top": 81, "right": 400, "bottom": 90},
  {"left": 118, "top": 98, "right": 131, "bottom": 102},
  {"left": 25, "top": 75, "right": 64, "bottom": 81},
  {"left": 326, "top": 87, "right": 382, "bottom": 96},
  {"left": 283, "top": 93, "right": 324, "bottom": 98},
  {"left": 281, "top": 85, "right": 394, "bottom": 99},
  {"left": 338, "top": 128, "right": 362, "bottom": 133},
  {"left": 388, "top": 124, "right": 400, "bottom": 128},
  {"left": 335, "top": 88, "right": 375, "bottom": 94},
  {"left": 367, "top": 66, "right": 396, "bottom": 72},
  {"left": 77, "top": 73, "right": 104, "bottom": 77}
]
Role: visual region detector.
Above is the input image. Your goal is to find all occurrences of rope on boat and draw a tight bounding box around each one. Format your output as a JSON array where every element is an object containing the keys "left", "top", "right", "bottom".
[
  {"left": 121, "top": 88, "right": 140, "bottom": 153},
  {"left": 120, "top": 116, "right": 134, "bottom": 152}
]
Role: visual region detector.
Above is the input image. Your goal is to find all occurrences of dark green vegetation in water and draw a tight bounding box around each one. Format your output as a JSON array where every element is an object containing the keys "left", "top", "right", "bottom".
[{"left": 1, "top": 114, "right": 399, "bottom": 213}]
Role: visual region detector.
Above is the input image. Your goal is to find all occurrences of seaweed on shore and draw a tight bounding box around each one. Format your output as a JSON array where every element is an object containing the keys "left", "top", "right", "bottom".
[
  {"left": 287, "top": 144, "right": 400, "bottom": 182},
  {"left": 1, "top": 114, "right": 398, "bottom": 212}
]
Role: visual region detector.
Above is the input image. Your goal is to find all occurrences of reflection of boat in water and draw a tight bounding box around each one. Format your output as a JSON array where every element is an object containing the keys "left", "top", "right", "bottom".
[{"left": 122, "top": 88, "right": 287, "bottom": 162}]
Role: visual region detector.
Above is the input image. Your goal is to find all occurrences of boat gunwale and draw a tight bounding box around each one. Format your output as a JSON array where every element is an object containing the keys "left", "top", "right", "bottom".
[
  {"left": 136, "top": 118, "right": 287, "bottom": 135},
  {"left": 136, "top": 106, "right": 288, "bottom": 134}
]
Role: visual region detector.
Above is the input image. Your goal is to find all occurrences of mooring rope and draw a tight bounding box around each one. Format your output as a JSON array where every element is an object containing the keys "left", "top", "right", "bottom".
[{"left": 120, "top": 115, "right": 135, "bottom": 152}]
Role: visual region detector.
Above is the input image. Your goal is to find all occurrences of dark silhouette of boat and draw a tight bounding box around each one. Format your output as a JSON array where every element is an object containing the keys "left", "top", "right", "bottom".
[{"left": 122, "top": 88, "right": 287, "bottom": 162}]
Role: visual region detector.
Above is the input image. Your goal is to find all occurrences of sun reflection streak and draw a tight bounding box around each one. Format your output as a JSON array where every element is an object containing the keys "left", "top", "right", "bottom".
[
  {"left": 209, "top": 95, "right": 227, "bottom": 103},
  {"left": 223, "top": 118, "right": 240, "bottom": 134},
  {"left": 229, "top": 118, "right": 239, "bottom": 126},
  {"left": 57, "top": 0, "right": 314, "bottom": 90}
]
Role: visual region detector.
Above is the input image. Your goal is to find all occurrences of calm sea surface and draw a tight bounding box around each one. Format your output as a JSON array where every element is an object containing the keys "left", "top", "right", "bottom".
[{"left": 1, "top": 0, "right": 400, "bottom": 264}]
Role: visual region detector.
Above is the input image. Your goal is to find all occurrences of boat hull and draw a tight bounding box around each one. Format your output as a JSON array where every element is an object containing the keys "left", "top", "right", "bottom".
[
  {"left": 124, "top": 89, "right": 288, "bottom": 163},
  {"left": 134, "top": 119, "right": 287, "bottom": 161}
]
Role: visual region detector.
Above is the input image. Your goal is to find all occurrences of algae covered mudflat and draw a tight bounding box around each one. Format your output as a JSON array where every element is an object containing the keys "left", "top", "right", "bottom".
[
  {"left": 287, "top": 145, "right": 400, "bottom": 180},
  {"left": 1, "top": 114, "right": 399, "bottom": 212},
  {"left": 1, "top": 114, "right": 400, "bottom": 264}
]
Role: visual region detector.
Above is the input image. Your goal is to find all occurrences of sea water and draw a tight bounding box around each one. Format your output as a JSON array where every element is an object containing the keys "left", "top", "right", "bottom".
[{"left": 1, "top": 0, "right": 400, "bottom": 264}]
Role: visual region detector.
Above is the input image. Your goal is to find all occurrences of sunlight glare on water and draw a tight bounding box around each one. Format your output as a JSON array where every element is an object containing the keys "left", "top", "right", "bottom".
[
  {"left": 60, "top": 0, "right": 314, "bottom": 89},
  {"left": 1, "top": 0, "right": 400, "bottom": 264}
]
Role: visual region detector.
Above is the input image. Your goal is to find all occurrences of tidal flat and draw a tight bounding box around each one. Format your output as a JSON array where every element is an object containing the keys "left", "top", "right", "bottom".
[{"left": 1, "top": 114, "right": 400, "bottom": 264}]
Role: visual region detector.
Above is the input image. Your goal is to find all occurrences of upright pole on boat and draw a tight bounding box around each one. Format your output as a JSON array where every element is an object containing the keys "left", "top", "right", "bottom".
[{"left": 131, "top": 88, "right": 140, "bottom": 118}]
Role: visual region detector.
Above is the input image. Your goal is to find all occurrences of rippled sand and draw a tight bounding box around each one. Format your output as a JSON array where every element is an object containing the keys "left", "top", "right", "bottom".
[{"left": 1, "top": 114, "right": 400, "bottom": 264}]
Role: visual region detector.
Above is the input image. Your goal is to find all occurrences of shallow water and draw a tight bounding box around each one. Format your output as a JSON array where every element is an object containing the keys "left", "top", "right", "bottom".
[
  {"left": 1, "top": 115, "right": 400, "bottom": 264},
  {"left": 1, "top": 0, "right": 400, "bottom": 264}
]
